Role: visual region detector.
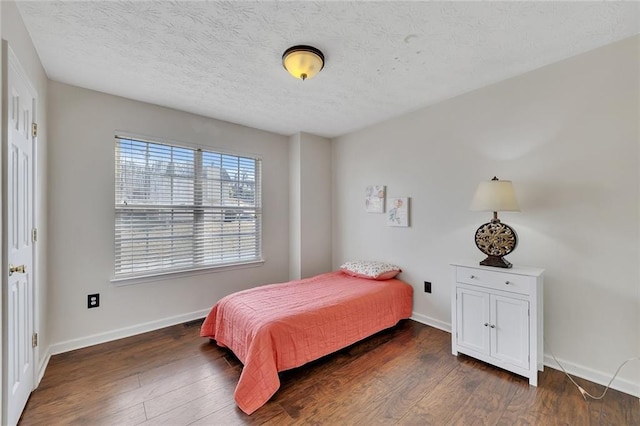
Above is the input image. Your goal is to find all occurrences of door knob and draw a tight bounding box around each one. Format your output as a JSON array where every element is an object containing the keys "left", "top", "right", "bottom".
[{"left": 9, "top": 264, "right": 26, "bottom": 276}]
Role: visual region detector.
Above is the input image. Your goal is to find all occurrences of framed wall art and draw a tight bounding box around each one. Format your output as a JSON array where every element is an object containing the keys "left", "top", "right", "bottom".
[
  {"left": 365, "top": 185, "right": 386, "bottom": 213},
  {"left": 387, "top": 197, "right": 409, "bottom": 227}
]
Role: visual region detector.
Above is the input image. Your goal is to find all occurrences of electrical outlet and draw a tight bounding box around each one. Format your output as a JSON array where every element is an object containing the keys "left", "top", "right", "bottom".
[
  {"left": 88, "top": 293, "right": 100, "bottom": 309},
  {"left": 424, "top": 281, "right": 432, "bottom": 293}
]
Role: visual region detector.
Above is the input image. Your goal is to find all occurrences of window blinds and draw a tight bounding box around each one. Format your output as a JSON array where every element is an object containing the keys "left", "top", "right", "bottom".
[{"left": 114, "top": 137, "right": 262, "bottom": 279}]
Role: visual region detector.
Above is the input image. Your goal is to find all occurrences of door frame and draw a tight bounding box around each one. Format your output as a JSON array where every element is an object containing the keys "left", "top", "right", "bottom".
[{"left": 1, "top": 41, "right": 39, "bottom": 426}]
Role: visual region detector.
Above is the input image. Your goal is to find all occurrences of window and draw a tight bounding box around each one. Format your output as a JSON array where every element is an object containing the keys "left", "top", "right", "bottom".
[{"left": 114, "top": 136, "right": 262, "bottom": 279}]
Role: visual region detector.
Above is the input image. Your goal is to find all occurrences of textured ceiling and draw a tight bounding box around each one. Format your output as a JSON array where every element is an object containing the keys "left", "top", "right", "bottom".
[{"left": 16, "top": 1, "right": 640, "bottom": 138}]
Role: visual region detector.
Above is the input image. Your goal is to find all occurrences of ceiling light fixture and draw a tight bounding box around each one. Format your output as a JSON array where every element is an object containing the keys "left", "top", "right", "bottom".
[{"left": 282, "top": 45, "right": 324, "bottom": 81}]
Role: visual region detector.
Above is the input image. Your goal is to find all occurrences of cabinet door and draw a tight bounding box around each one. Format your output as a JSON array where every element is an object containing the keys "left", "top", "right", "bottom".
[
  {"left": 490, "top": 295, "right": 529, "bottom": 369},
  {"left": 456, "top": 288, "right": 490, "bottom": 355}
]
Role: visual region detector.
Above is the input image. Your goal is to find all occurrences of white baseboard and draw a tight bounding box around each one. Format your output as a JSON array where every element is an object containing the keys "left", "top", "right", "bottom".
[
  {"left": 544, "top": 354, "right": 640, "bottom": 399},
  {"left": 410, "top": 312, "right": 451, "bottom": 333},
  {"left": 44, "top": 310, "right": 640, "bottom": 400},
  {"left": 49, "top": 309, "right": 210, "bottom": 355},
  {"left": 36, "top": 347, "right": 51, "bottom": 386},
  {"left": 409, "top": 316, "right": 639, "bottom": 399}
]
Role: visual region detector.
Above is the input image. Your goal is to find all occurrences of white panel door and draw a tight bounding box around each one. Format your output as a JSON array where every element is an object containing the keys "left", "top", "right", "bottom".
[
  {"left": 490, "top": 294, "right": 529, "bottom": 369},
  {"left": 4, "top": 47, "right": 36, "bottom": 426},
  {"left": 456, "top": 287, "right": 489, "bottom": 355}
]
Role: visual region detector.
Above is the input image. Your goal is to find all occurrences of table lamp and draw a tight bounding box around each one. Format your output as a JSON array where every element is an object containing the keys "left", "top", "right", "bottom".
[{"left": 470, "top": 176, "right": 520, "bottom": 268}]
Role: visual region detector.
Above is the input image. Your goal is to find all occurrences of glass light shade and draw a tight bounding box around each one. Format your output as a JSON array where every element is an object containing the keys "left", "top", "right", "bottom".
[
  {"left": 282, "top": 46, "right": 324, "bottom": 81},
  {"left": 470, "top": 179, "right": 520, "bottom": 212}
]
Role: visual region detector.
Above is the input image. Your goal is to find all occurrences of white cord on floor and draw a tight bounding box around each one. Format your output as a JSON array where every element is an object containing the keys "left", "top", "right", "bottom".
[{"left": 545, "top": 339, "right": 640, "bottom": 400}]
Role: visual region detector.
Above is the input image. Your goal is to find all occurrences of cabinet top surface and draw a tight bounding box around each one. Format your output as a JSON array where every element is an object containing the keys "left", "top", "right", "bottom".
[{"left": 451, "top": 260, "right": 544, "bottom": 277}]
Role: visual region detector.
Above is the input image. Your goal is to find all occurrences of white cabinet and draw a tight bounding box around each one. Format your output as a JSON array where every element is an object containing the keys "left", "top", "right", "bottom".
[{"left": 451, "top": 261, "right": 544, "bottom": 386}]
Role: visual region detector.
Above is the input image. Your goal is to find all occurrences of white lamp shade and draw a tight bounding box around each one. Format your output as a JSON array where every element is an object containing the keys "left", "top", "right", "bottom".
[{"left": 470, "top": 179, "right": 520, "bottom": 212}]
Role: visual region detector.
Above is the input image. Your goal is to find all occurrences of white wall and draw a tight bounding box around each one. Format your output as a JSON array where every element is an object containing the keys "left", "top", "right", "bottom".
[
  {"left": 1, "top": 0, "right": 49, "bottom": 383},
  {"left": 333, "top": 36, "right": 640, "bottom": 395},
  {"left": 289, "top": 132, "right": 332, "bottom": 280},
  {"left": 289, "top": 133, "right": 301, "bottom": 279},
  {"left": 300, "top": 133, "right": 332, "bottom": 278},
  {"left": 47, "top": 81, "right": 290, "bottom": 349},
  {"left": 0, "top": 0, "right": 3, "bottom": 414}
]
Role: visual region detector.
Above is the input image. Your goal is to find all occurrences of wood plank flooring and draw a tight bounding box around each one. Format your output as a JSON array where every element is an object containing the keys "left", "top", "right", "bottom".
[{"left": 19, "top": 319, "right": 639, "bottom": 425}]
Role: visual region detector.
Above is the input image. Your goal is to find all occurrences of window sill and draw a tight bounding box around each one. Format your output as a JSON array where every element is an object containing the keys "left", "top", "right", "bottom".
[{"left": 110, "top": 260, "right": 265, "bottom": 287}]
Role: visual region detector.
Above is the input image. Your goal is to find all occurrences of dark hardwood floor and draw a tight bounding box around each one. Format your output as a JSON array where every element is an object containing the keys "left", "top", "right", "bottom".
[{"left": 19, "top": 320, "right": 639, "bottom": 425}]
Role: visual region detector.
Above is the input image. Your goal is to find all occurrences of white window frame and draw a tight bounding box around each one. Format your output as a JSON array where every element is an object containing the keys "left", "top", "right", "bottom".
[{"left": 112, "top": 134, "right": 263, "bottom": 283}]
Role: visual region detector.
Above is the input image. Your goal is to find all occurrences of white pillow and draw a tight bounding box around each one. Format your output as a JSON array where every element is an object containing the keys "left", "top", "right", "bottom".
[{"left": 340, "top": 260, "right": 401, "bottom": 280}]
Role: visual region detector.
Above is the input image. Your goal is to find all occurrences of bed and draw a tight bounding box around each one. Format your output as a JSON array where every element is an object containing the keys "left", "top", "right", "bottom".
[{"left": 200, "top": 267, "right": 413, "bottom": 414}]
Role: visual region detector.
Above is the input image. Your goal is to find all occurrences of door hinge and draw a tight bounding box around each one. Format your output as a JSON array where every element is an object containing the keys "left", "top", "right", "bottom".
[
  {"left": 32, "top": 122, "right": 38, "bottom": 138},
  {"left": 32, "top": 228, "right": 38, "bottom": 243},
  {"left": 32, "top": 333, "right": 38, "bottom": 348}
]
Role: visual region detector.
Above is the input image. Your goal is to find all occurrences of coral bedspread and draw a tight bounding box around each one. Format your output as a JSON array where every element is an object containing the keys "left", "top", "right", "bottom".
[{"left": 200, "top": 271, "right": 413, "bottom": 414}]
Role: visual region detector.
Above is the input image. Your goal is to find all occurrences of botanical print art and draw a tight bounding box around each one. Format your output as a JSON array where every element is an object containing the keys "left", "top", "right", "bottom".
[
  {"left": 387, "top": 197, "right": 409, "bottom": 227},
  {"left": 365, "top": 185, "right": 386, "bottom": 213}
]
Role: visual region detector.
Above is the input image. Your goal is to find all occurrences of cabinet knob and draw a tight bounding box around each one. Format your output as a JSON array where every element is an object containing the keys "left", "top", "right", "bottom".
[
  {"left": 483, "top": 323, "right": 489, "bottom": 327},
  {"left": 470, "top": 275, "right": 476, "bottom": 279},
  {"left": 490, "top": 324, "right": 496, "bottom": 328},
  {"left": 505, "top": 281, "right": 510, "bottom": 285}
]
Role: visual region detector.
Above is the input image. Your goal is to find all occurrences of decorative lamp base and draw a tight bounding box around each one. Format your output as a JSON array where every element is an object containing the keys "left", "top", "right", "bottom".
[
  {"left": 474, "top": 220, "right": 518, "bottom": 270},
  {"left": 480, "top": 255, "right": 512, "bottom": 269}
]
